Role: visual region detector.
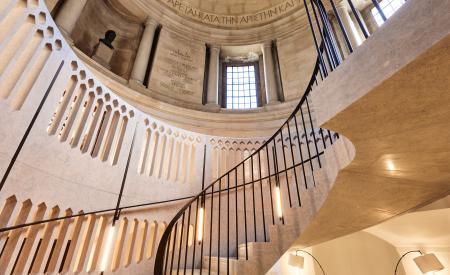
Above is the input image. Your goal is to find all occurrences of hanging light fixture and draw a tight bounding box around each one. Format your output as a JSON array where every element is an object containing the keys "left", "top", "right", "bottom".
[
  {"left": 413, "top": 253, "right": 445, "bottom": 274},
  {"left": 288, "top": 250, "right": 326, "bottom": 274},
  {"left": 288, "top": 252, "right": 305, "bottom": 269},
  {"left": 395, "top": 250, "right": 445, "bottom": 274}
]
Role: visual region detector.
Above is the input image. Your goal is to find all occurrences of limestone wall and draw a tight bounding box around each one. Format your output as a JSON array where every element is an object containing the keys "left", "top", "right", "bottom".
[
  {"left": 70, "top": 0, "right": 142, "bottom": 79},
  {"left": 0, "top": 0, "right": 270, "bottom": 218}
]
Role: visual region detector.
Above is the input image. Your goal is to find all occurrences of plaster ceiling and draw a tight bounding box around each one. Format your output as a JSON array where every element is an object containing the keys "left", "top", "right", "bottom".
[{"left": 364, "top": 198, "right": 450, "bottom": 248}]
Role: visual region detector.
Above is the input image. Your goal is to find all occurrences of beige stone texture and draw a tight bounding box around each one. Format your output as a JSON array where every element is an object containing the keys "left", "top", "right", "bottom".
[
  {"left": 277, "top": 26, "right": 316, "bottom": 101},
  {"left": 148, "top": 28, "right": 206, "bottom": 106},
  {"left": 300, "top": 0, "right": 450, "bottom": 248},
  {"left": 0, "top": 0, "right": 448, "bottom": 274},
  {"left": 71, "top": 0, "right": 143, "bottom": 79},
  {"left": 92, "top": 42, "right": 114, "bottom": 69}
]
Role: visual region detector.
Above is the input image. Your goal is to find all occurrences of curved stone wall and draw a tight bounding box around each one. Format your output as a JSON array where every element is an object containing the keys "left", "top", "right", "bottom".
[
  {"left": 42, "top": 0, "right": 379, "bottom": 135},
  {"left": 43, "top": 0, "right": 329, "bottom": 133},
  {"left": 0, "top": 0, "right": 272, "bottom": 218}
]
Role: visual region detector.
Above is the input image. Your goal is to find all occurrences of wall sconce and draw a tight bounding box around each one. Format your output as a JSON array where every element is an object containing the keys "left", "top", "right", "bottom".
[
  {"left": 394, "top": 250, "right": 445, "bottom": 274},
  {"left": 288, "top": 250, "right": 326, "bottom": 274}
]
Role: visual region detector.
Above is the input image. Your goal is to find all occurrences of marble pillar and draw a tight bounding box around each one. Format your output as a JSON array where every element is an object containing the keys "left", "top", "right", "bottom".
[
  {"left": 55, "top": 0, "right": 88, "bottom": 36},
  {"left": 130, "top": 18, "right": 159, "bottom": 84},
  {"left": 336, "top": 1, "right": 362, "bottom": 49},
  {"left": 206, "top": 45, "right": 220, "bottom": 107},
  {"left": 261, "top": 41, "right": 279, "bottom": 105}
]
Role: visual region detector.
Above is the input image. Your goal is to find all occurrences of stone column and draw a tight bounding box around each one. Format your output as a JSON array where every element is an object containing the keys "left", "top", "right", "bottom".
[
  {"left": 206, "top": 45, "right": 220, "bottom": 107},
  {"left": 336, "top": 1, "right": 362, "bottom": 49},
  {"left": 261, "top": 41, "right": 279, "bottom": 105},
  {"left": 55, "top": 0, "right": 88, "bottom": 36},
  {"left": 130, "top": 18, "right": 158, "bottom": 84}
]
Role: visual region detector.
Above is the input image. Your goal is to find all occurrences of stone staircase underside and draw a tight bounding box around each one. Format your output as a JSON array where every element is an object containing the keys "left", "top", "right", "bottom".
[
  {"left": 166, "top": 2, "right": 450, "bottom": 274},
  {"left": 297, "top": 1, "right": 450, "bottom": 249}
]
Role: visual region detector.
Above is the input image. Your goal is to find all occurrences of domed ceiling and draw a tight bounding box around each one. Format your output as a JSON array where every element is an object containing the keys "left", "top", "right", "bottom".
[
  {"left": 158, "top": 0, "right": 303, "bottom": 28},
  {"left": 179, "top": 0, "right": 292, "bottom": 15}
]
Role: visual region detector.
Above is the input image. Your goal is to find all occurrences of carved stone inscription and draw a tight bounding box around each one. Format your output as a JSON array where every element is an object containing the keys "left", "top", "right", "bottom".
[
  {"left": 149, "top": 29, "right": 205, "bottom": 104},
  {"left": 159, "top": 0, "right": 302, "bottom": 28}
]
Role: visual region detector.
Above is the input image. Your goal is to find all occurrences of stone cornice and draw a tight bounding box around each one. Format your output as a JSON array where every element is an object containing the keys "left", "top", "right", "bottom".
[
  {"left": 107, "top": 0, "right": 311, "bottom": 45},
  {"left": 74, "top": 47, "right": 302, "bottom": 137}
]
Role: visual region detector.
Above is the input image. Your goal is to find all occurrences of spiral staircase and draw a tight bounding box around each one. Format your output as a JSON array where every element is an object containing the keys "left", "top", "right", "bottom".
[{"left": 0, "top": 0, "right": 449, "bottom": 274}]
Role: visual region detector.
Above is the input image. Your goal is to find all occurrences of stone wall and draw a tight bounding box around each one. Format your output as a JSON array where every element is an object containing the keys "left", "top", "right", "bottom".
[
  {"left": 71, "top": 0, "right": 142, "bottom": 79},
  {"left": 277, "top": 27, "right": 316, "bottom": 101},
  {"left": 148, "top": 29, "right": 206, "bottom": 106}
]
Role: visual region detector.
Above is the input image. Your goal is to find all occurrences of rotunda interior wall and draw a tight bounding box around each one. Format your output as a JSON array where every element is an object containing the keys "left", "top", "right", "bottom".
[
  {"left": 44, "top": 0, "right": 327, "bottom": 135},
  {"left": 56, "top": 0, "right": 322, "bottom": 120},
  {"left": 0, "top": 0, "right": 269, "bottom": 220},
  {"left": 277, "top": 27, "right": 317, "bottom": 101}
]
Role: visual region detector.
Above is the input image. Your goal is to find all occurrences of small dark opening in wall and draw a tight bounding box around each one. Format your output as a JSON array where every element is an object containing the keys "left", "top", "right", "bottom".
[
  {"left": 202, "top": 45, "right": 211, "bottom": 105},
  {"left": 272, "top": 40, "right": 285, "bottom": 102},
  {"left": 143, "top": 25, "right": 162, "bottom": 88}
]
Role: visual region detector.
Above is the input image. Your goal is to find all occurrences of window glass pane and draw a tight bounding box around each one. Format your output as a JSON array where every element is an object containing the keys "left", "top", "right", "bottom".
[
  {"left": 224, "top": 64, "right": 258, "bottom": 110},
  {"left": 371, "top": 0, "right": 405, "bottom": 26}
]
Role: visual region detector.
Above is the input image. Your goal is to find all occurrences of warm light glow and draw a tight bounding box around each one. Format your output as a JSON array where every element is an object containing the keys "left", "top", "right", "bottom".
[
  {"left": 196, "top": 207, "right": 204, "bottom": 242},
  {"left": 100, "top": 224, "right": 116, "bottom": 271},
  {"left": 386, "top": 159, "right": 396, "bottom": 171},
  {"left": 275, "top": 186, "right": 283, "bottom": 218}
]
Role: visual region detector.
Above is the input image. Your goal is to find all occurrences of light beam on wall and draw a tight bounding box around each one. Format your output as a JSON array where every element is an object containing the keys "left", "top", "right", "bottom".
[
  {"left": 275, "top": 186, "right": 283, "bottom": 219},
  {"left": 100, "top": 224, "right": 116, "bottom": 272},
  {"left": 197, "top": 207, "right": 204, "bottom": 242}
]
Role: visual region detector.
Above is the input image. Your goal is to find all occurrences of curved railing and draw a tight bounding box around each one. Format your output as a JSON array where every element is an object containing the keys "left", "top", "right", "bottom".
[
  {"left": 0, "top": 0, "right": 389, "bottom": 273},
  {"left": 153, "top": 52, "right": 337, "bottom": 274},
  {"left": 153, "top": 0, "right": 380, "bottom": 272}
]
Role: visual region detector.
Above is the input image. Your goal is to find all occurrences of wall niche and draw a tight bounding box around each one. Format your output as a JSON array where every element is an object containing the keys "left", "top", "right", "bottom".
[{"left": 71, "top": 0, "right": 143, "bottom": 79}]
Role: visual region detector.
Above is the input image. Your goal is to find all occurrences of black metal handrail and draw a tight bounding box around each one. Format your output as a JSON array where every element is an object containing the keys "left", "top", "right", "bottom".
[
  {"left": 154, "top": 57, "right": 332, "bottom": 274},
  {"left": 152, "top": 0, "right": 389, "bottom": 272}
]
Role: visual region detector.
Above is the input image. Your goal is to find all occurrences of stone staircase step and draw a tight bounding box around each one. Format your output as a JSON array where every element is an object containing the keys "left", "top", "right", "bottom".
[
  {"left": 170, "top": 269, "right": 217, "bottom": 275},
  {"left": 201, "top": 256, "right": 239, "bottom": 274}
]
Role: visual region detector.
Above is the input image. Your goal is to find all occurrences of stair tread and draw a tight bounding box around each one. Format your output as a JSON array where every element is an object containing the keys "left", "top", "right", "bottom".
[
  {"left": 202, "top": 255, "right": 239, "bottom": 261},
  {"left": 170, "top": 269, "right": 219, "bottom": 275}
]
